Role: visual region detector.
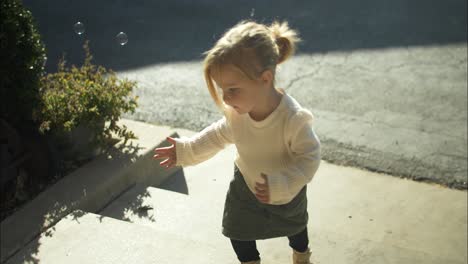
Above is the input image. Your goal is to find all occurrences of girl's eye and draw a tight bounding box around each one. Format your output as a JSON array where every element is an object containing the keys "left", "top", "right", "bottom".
[{"left": 229, "top": 88, "right": 238, "bottom": 93}]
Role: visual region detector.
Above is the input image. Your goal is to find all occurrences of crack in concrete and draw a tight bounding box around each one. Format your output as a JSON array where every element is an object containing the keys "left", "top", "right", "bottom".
[
  {"left": 284, "top": 55, "right": 327, "bottom": 92},
  {"left": 316, "top": 63, "right": 373, "bottom": 73},
  {"left": 385, "top": 63, "right": 410, "bottom": 72},
  {"left": 284, "top": 66, "right": 323, "bottom": 92},
  {"left": 385, "top": 62, "right": 466, "bottom": 72}
]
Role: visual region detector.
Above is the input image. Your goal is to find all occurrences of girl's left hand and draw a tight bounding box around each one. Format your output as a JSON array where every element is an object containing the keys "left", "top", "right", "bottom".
[{"left": 255, "top": 173, "right": 270, "bottom": 204}]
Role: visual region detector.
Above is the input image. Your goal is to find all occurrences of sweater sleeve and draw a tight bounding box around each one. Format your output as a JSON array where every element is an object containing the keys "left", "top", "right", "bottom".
[
  {"left": 173, "top": 116, "right": 234, "bottom": 167},
  {"left": 266, "top": 109, "right": 321, "bottom": 203}
]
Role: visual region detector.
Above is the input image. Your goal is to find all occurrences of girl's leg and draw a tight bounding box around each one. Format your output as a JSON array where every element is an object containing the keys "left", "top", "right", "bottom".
[
  {"left": 230, "top": 239, "right": 261, "bottom": 262},
  {"left": 287, "top": 227, "right": 309, "bottom": 253}
]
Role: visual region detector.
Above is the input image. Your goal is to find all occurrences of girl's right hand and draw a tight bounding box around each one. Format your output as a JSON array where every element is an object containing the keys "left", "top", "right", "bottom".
[{"left": 153, "top": 137, "right": 178, "bottom": 169}]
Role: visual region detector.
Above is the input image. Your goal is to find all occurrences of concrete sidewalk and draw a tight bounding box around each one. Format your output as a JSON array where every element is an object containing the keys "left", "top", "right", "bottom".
[
  {"left": 2, "top": 119, "right": 467, "bottom": 264},
  {"left": 139, "top": 120, "right": 468, "bottom": 263}
]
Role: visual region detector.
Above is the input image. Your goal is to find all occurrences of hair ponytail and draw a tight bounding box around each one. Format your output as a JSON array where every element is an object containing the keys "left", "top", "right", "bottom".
[{"left": 268, "top": 21, "right": 301, "bottom": 64}]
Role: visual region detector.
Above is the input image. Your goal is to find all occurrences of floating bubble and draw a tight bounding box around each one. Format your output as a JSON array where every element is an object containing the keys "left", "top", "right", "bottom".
[
  {"left": 74, "top": 22, "right": 85, "bottom": 35},
  {"left": 250, "top": 8, "right": 255, "bottom": 17},
  {"left": 116, "top": 32, "right": 128, "bottom": 46}
]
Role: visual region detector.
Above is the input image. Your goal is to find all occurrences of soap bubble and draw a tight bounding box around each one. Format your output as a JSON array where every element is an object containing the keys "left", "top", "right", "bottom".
[
  {"left": 250, "top": 8, "right": 255, "bottom": 17},
  {"left": 116, "top": 32, "right": 128, "bottom": 46},
  {"left": 74, "top": 22, "right": 85, "bottom": 35}
]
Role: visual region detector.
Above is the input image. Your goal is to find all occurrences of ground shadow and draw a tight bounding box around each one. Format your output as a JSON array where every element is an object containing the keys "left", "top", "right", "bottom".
[
  {"left": 157, "top": 169, "right": 189, "bottom": 195},
  {"left": 22, "top": 0, "right": 467, "bottom": 72},
  {"left": 97, "top": 184, "right": 156, "bottom": 224},
  {"left": 0, "top": 140, "right": 143, "bottom": 263}
]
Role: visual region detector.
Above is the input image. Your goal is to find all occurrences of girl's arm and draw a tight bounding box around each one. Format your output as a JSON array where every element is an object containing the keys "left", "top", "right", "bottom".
[
  {"left": 173, "top": 116, "right": 233, "bottom": 167},
  {"left": 267, "top": 109, "right": 321, "bottom": 202}
]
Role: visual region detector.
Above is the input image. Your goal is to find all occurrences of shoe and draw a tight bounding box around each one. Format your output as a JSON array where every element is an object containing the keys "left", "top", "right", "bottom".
[
  {"left": 293, "top": 247, "right": 312, "bottom": 264},
  {"left": 241, "top": 260, "right": 261, "bottom": 264}
]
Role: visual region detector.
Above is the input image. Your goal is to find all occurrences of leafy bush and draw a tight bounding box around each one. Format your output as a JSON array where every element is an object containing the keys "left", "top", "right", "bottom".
[
  {"left": 0, "top": 0, "right": 47, "bottom": 127},
  {"left": 35, "top": 40, "right": 138, "bottom": 149}
]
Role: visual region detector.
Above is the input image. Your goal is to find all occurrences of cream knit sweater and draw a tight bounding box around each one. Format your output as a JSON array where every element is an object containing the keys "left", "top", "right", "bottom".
[{"left": 174, "top": 90, "right": 321, "bottom": 205}]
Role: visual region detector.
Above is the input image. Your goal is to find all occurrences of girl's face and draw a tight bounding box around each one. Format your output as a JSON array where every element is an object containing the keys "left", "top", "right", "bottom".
[{"left": 211, "top": 64, "right": 263, "bottom": 114}]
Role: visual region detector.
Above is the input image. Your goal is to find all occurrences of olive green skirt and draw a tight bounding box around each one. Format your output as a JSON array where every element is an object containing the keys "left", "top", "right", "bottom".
[{"left": 222, "top": 164, "right": 308, "bottom": 241}]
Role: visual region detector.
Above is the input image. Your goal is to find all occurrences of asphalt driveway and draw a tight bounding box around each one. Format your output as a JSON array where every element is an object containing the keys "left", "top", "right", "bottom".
[{"left": 23, "top": 0, "right": 467, "bottom": 189}]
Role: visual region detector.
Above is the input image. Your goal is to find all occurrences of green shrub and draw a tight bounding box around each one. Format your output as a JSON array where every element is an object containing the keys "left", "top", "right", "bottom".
[
  {"left": 36, "top": 40, "right": 138, "bottom": 149},
  {"left": 0, "top": 0, "right": 47, "bottom": 127}
]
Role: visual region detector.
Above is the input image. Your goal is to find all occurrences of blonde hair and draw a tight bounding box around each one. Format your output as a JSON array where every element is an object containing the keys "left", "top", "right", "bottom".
[{"left": 202, "top": 19, "right": 301, "bottom": 110}]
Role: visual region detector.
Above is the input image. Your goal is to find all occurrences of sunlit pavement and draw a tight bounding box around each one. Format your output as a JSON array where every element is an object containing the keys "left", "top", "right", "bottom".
[{"left": 3, "top": 120, "right": 467, "bottom": 264}]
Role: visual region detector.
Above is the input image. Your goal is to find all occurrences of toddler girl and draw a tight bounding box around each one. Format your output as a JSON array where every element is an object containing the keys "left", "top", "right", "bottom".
[{"left": 154, "top": 19, "right": 321, "bottom": 264}]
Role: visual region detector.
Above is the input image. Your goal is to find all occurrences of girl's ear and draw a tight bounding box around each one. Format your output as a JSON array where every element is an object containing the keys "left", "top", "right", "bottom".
[{"left": 260, "top": 69, "right": 274, "bottom": 86}]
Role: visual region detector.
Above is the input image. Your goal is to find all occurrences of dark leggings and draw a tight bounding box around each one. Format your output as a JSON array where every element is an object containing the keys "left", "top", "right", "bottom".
[{"left": 229, "top": 227, "right": 309, "bottom": 262}]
